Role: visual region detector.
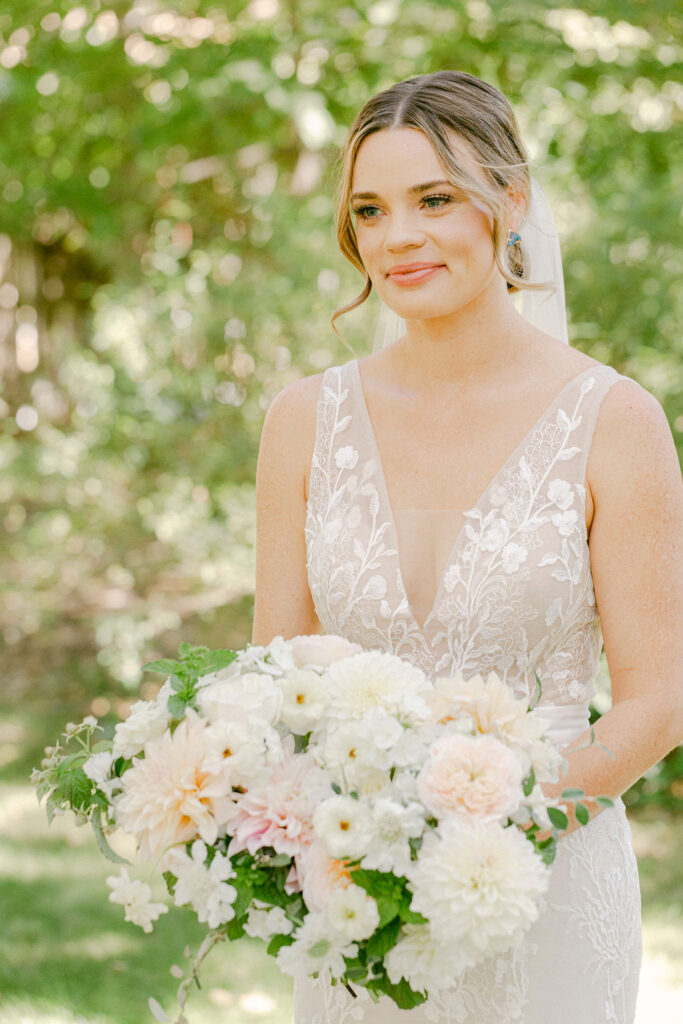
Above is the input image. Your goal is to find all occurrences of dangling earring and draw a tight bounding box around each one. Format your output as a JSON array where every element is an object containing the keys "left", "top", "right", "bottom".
[{"left": 507, "top": 230, "right": 521, "bottom": 247}]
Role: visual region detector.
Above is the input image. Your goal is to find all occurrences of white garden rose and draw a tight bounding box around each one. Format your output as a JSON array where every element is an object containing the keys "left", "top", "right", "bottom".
[
  {"left": 111, "top": 697, "right": 170, "bottom": 759},
  {"left": 287, "top": 633, "right": 363, "bottom": 668},
  {"left": 313, "top": 794, "right": 373, "bottom": 859},
  {"left": 326, "top": 884, "right": 380, "bottom": 942},
  {"left": 407, "top": 816, "right": 550, "bottom": 969},
  {"left": 195, "top": 671, "right": 283, "bottom": 726}
]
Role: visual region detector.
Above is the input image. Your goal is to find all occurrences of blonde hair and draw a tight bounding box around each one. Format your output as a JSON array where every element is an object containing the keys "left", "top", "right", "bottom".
[{"left": 330, "top": 70, "right": 548, "bottom": 340}]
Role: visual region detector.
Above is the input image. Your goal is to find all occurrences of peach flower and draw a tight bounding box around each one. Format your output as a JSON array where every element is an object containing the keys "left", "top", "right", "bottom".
[
  {"left": 287, "top": 633, "right": 363, "bottom": 669},
  {"left": 418, "top": 733, "right": 523, "bottom": 823}
]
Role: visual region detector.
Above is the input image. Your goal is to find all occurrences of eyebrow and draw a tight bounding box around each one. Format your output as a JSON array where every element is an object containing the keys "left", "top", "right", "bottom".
[{"left": 350, "top": 179, "right": 454, "bottom": 201}]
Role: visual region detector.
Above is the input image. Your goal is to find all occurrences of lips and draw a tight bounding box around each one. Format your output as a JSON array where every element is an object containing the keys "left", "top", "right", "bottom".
[
  {"left": 386, "top": 263, "right": 444, "bottom": 284},
  {"left": 387, "top": 262, "right": 443, "bottom": 276}
]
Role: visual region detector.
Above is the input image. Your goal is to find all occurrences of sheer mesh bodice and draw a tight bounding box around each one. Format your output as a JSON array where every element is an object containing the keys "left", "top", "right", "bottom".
[{"left": 298, "top": 357, "right": 642, "bottom": 1023}]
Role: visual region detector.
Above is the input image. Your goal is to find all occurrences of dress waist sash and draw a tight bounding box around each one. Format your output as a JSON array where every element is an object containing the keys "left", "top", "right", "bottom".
[{"left": 534, "top": 703, "right": 591, "bottom": 750}]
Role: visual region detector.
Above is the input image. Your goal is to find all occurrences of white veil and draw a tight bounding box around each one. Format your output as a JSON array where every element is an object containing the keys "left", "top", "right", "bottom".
[{"left": 372, "top": 175, "right": 569, "bottom": 352}]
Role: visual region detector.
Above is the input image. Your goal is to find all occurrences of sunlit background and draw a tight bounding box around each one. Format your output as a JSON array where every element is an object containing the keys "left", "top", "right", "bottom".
[{"left": 1, "top": 1, "right": 681, "bottom": 1021}]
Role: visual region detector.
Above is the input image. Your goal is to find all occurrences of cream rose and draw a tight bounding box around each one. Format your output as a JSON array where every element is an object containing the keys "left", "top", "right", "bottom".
[
  {"left": 287, "top": 634, "right": 363, "bottom": 668},
  {"left": 418, "top": 733, "right": 523, "bottom": 822}
]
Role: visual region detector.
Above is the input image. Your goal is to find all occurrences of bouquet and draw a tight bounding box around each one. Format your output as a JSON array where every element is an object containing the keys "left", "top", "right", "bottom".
[{"left": 31, "top": 635, "right": 611, "bottom": 1022}]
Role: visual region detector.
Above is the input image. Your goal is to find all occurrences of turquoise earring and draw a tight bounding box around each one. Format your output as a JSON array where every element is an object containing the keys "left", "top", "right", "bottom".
[{"left": 507, "top": 230, "right": 521, "bottom": 247}]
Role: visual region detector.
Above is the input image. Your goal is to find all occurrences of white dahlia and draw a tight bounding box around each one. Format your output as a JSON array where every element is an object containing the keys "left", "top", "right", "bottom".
[
  {"left": 326, "top": 651, "right": 431, "bottom": 724},
  {"left": 407, "top": 816, "right": 550, "bottom": 968}
]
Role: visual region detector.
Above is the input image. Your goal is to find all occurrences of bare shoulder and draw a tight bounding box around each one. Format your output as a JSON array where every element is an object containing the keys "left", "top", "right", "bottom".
[
  {"left": 258, "top": 369, "right": 328, "bottom": 500},
  {"left": 588, "top": 373, "right": 681, "bottom": 504}
]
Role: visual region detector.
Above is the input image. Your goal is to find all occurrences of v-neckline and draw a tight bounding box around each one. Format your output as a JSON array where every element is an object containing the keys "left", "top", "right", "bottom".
[{"left": 350, "top": 357, "right": 602, "bottom": 635}]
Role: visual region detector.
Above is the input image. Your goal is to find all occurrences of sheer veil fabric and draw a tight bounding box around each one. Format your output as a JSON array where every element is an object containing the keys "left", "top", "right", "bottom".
[{"left": 372, "top": 175, "right": 569, "bottom": 352}]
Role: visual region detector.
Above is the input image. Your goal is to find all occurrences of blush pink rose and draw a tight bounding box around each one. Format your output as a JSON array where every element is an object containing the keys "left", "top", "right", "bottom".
[
  {"left": 287, "top": 634, "right": 363, "bottom": 668},
  {"left": 417, "top": 733, "right": 524, "bottom": 823}
]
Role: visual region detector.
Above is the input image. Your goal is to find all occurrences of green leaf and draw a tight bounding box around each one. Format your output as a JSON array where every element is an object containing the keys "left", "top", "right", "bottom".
[
  {"left": 225, "top": 917, "right": 246, "bottom": 940},
  {"left": 167, "top": 695, "right": 188, "bottom": 718},
  {"left": 163, "top": 871, "right": 177, "bottom": 897},
  {"left": 197, "top": 649, "right": 238, "bottom": 674},
  {"left": 522, "top": 766, "right": 536, "bottom": 797},
  {"left": 530, "top": 671, "right": 543, "bottom": 710},
  {"left": 267, "top": 933, "right": 294, "bottom": 956},
  {"left": 330, "top": 782, "right": 342, "bottom": 795},
  {"left": 596, "top": 796, "right": 614, "bottom": 808},
  {"left": 574, "top": 802, "right": 590, "bottom": 826},
  {"left": 308, "top": 939, "right": 331, "bottom": 958},
  {"left": 169, "top": 673, "right": 185, "bottom": 693},
  {"left": 399, "top": 904, "right": 427, "bottom": 925},
  {"left": 367, "top": 974, "right": 427, "bottom": 1010},
  {"left": 548, "top": 807, "right": 568, "bottom": 830},
  {"left": 560, "top": 788, "right": 585, "bottom": 799},
  {"left": 142, "top": 659, "right": 180, "bottom": 676},
  {"left": 366, "top": 916, "right": 400, "bottom": 959},
  {"left": 57, "top": 762, "right": 93, "bottom": 811}
]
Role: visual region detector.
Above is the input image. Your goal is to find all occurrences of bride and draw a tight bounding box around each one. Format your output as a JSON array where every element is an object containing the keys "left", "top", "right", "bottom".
[{"left": 251, "top": 70, "right": 683, "bottom": 1023}]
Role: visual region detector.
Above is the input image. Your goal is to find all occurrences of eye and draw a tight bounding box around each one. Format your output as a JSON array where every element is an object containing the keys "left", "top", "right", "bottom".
[{"left": 352, "top": 194, "right": 455, "bottom": 222}]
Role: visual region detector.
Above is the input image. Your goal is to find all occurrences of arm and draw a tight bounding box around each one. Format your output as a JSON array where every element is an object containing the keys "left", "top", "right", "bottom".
[
  {"left": 544, "top": 378, "right": 683, "bottom": 837},
  {"left": 251, "top": 374, "right": 325, "bottom": 646}
]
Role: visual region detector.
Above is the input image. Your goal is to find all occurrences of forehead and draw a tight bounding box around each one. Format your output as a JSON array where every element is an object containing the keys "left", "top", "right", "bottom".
[{"left": 351, "top": 126, "right": 481, "bottom": 193}]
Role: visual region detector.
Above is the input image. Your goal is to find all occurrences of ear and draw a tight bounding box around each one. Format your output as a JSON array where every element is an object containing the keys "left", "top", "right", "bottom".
[{"left": 505, "top": 185, "right": 527, "bottom": 232}]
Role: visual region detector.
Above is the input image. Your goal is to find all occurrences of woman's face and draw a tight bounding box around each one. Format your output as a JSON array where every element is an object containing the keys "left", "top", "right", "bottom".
[{"left": 350, "top": 126, "right": 511, "bottom": 320}]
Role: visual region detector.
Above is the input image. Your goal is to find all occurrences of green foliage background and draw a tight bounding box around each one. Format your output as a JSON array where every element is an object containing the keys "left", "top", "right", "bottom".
[{"left": 1, "top": 0, "right": 681, "bottom": 811}]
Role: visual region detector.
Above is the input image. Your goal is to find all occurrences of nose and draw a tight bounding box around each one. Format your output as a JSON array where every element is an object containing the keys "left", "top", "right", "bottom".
[{"left": 382, "top": 210, "right": 425, "bottom": 252}]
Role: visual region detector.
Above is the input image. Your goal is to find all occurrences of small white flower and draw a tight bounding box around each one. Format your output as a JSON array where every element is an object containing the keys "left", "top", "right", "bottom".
[
  {"left": 112, "top": 698, "right": 170, "bottom": 759},
  {"left": 360, "top": 798, "right": 425, "bottom": 875},
  {"left": 169, "top": 840, "right": 237, "bottom": 929},
  {"left": 81, "top": 715, "right": 98, "bottom": 729},
  {"left": 335, "top": 445, "right": 359, "bottom": 469},
  {"left": 326, "top": 885, "right": 379, "bottom": 942},
  {"left": 547, "top": 479, "right": 574, "bottom": 510},
  {"left": 385, "top": 923, "right": 457, "bottom": 995},
  {"left": 277, "top": 669, "right": 329, "bottom": 733},
  {"left": 501, "top": 542, "right": 527, "bottom": 574},
  {"left": 552, "top": 509, "right": 578, "bottom": 536},
  {"left": 313, "top": 795, "right": 373, "bottom": 859},
  {"left": 82, "top": 750, "right": 115, "bottom": 798},
  {"left": 106, "top": 868, "right": 168, "bottom": 933},
  {"left": 244, "top": 903, "right": 294, "bottom": 941},
  {"left": 276, "top": 911, "right": 358, "bottom": 980}
]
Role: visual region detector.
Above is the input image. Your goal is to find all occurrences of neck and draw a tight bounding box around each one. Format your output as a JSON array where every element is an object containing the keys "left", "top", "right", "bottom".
[{"left": 394, "top": 277, "right": 532, "bottom": 387}]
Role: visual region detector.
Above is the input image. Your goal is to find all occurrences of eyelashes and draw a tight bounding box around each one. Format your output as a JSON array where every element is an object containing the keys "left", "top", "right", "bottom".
[{"left": 352, "top": 194, "right": 455, "bottom": 222}]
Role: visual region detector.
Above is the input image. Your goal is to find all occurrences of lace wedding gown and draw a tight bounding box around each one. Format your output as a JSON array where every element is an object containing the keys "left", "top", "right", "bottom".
[{"left": 299, "top": 357, "right": 642, "bottom": 1024}]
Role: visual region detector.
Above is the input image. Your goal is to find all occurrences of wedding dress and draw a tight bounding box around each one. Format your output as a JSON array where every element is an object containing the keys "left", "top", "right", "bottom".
[{"left": 299, "top": 355, "right": 642, "bottom": 1023}]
